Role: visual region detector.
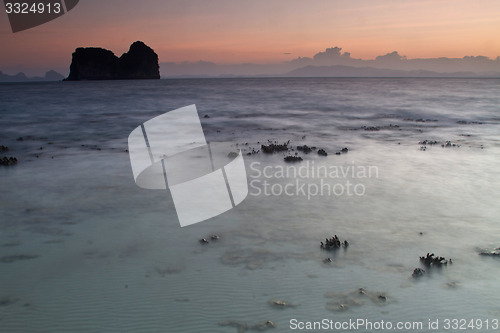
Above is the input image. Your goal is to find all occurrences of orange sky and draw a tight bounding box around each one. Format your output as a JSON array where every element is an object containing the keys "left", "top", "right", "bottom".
[{"left": 1, "top": 0, "right": 500, "bottom": 75}]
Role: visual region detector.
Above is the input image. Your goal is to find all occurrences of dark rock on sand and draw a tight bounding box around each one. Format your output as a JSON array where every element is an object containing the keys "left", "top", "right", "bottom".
[
  {"left": 245, "top": 148, "right": 260, "bottom": 156},
  {"left": 267, "top": 298, "right": 298, "bottom": 309},
  {"left": 261, "top": 141, "right": 289, "bottom": 154},
  {"left": 334, "top": 147, "right": 348, "bottom": 155},
  {"left": 441, "top": 141, "right": 460, "bottom": 148},
  {"left": 0, "top": 156, "right": 18, "bottom": 166},
  {"left": 419, "top": 139, "right": 460, "bottom": 150},
  {"left": 420, "top": 253, "right": 450, "bottom": 267},
  {"left": 317, "top": 149, "right": 328, "bottom": 156},
  {"left": 297, "top": 145, "right": 312, "bottom": 153},
  {"left": 321, "top": 235, "right": 349, "bottom": 250},
  {"left": 412, "top": 268, "right": 426, "bottom": 278},
  {"left": 419, "top": 140, "right": 440, "bottom": 145},
  {"left": 199, "top": 234, "right": 220, "bottom": 244},
  {"left": 284, "top": 154, "right": 303, "bottom": 162},
  {"left": 404, "top": 118, "right": 438, "bottom": 123},
  {"left": 457, "top": 120, "right": 483, "bottom": 125}
]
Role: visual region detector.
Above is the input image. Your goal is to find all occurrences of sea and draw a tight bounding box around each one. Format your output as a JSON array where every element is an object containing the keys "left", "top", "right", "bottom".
[{"left": 0, "top": 78, "right": 499, "bottom": 332}]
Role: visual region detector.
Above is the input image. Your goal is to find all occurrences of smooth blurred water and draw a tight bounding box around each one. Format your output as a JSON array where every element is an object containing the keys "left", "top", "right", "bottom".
[{"left": 0, "top": 78, "right": 499, "bottom": 332}]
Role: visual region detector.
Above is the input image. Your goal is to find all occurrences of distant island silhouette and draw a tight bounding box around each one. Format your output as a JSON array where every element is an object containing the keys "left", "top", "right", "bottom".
[
  {"left": 160, "top": 46, "right": 500, "bottom": 78},
  {"left": 64, "top": 41, "right": 160, "bottom": 81},
  {"left": 0, "top": 70, "right": 64, "bottom": 83}
]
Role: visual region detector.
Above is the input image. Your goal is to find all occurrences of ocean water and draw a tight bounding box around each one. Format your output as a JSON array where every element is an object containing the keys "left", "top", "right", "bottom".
[{"left": 0, "top": 78, "right": 499, "bottom": 332}]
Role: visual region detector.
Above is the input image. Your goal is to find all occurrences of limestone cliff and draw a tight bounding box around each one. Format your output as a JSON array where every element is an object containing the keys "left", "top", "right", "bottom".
[{"left": 65, "top": 41, "right": 160, "bottom": 80}]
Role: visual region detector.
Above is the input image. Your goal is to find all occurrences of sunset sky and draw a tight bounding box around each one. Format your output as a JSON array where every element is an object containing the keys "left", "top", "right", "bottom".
[{"left": 1, "top": 0, "right": 500, "bottom": 75}]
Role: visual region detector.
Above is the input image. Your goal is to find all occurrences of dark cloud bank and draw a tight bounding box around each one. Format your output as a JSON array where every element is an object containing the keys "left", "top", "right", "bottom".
[{"left": 161, "top": 46, "right": 500, "bottom": 78}]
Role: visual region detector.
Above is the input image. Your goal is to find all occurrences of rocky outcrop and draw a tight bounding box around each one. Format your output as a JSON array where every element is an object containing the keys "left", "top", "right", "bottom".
[
  {"left": 65, "top": 41, "right": 160, "bottom": 80},
  {"left": 0, "top": 145, "right": 18, "bottom": 166},
  {"left": 321, "top": 235, "right": 349, "bottom": 250},
  {"left": 419, "top": 253, "right": 451, "bottom": 266}
]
